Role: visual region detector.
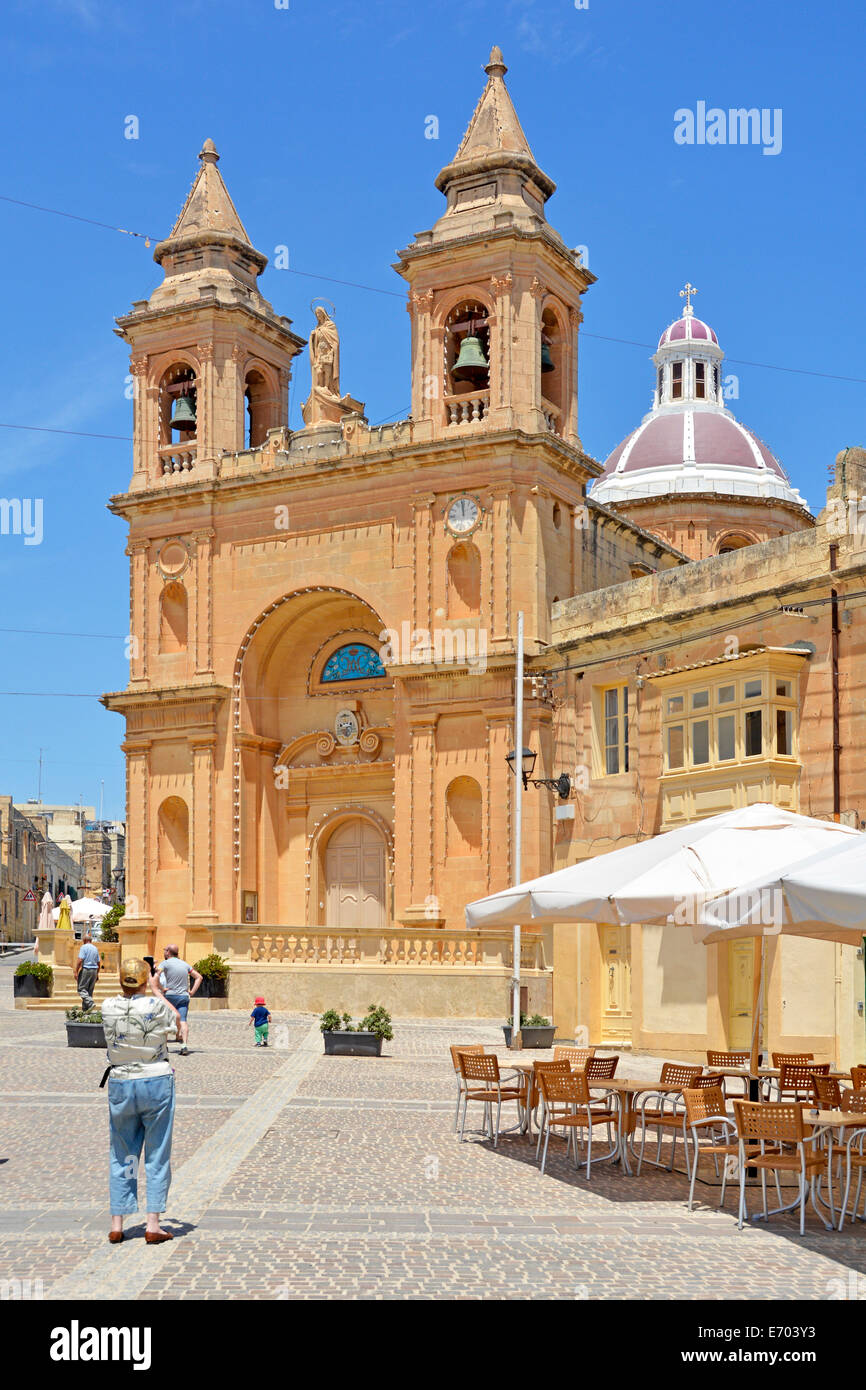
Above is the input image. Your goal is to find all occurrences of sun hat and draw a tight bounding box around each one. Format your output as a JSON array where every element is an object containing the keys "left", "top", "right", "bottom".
[
  {"left": 120, "top": 958, "right": 149, "bottom": 988},
  {"left": 255, "top": 996, "right": 265, "bottom": 1005}
]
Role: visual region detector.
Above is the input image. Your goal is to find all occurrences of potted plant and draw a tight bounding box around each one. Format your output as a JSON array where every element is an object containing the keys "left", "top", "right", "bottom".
[
  {"left": 320, "top": 1002, "right": 394, "bottom": 1057},
  {"left": 13, "top": 961, "right": 53, "bottom": 999},
  {"left": 98, "top": 902, "right": 123, "bottom": 943},
  {"left": 193, "top": 953, "right": 231, "bottom": 998},
  {"left": 502, "top": 1013, "right": 556, "bottom": 1049},
  {"left": 65, "top": 1007, "right": 106, "bottom": 1048}
]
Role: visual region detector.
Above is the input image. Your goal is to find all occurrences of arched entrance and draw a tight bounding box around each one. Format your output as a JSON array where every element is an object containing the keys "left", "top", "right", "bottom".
[{"left": 324, "top": 819, "right": 387, "bottom": 930}]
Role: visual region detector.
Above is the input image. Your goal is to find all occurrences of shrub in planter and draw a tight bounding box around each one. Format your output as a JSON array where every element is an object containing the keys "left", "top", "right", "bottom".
[
  {"left": 193, "top": 953, "right": 231, "bottom": 998},
  {"left": 320, "top": 1002, "right": 393, "bottom": 1056},
  {"left": 65, "top": 1006, "right": 106, "bottom": 1048},
  {"left": 97, "top": 903, "right": 123, "bottom": 943},
  {"left": 502, "top": 1013, "right": 556, "bottom": 1049},
  {"left": 14, "top": 961, "right": 53, "bottom": 998}
]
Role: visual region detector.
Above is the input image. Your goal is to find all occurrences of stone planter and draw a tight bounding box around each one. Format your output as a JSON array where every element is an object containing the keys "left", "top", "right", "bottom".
[
  {"left": 66, "top": 1022, "right": 106, "bottom": 1049},
  {"left": 322, "top": 1030, "right": 383, "bottom": 1057},
  {"left": 502, "top": 1025, "right": 556, "bottom": 1049},
  {"left": 196, "top": 976, "right": 227, "bottom": 999},
  {"left": 13, "top": 974, "right": 51, "bottom": 999}
]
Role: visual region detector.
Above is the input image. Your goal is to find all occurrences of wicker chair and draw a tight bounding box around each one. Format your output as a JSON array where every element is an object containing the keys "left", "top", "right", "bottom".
[
  {"left": 449, "top": 1044, "right": 486, "bottom": 1132},
  {"left": 707, "top": 1049, "right": 754, "bottom": 1097},
  {"left": 850, "top": 1066, "right": 866, "bottom": 1092},
  {"left": 683, "top": 1085, "right": 756, "bottom": 1212},
  {"left": 536, "top": 1068, "right": 620, "bottom": 1178},
  {"left": 778, "top": 1061, "right": 830, "bottom": 1103},
  {"left": 585, "top": 1055, "right": 619, "bottom": 1081},
  {"left": 553, "top": 1046, "right": 596, "bottom": 1067},
  {"left": 732, "top": 1100, "right": 825, "bottom": 1235},
  {"left": 635, "top": 1064, "right": 703, "bottom": 1175},
  {"left": 811, "top": 1073, "right": 843, "bottom": 1110},
  {"left": 532, "top": 1059, "right": 574, "bottom": 1153},
  {"left": 458, "top": 1052, "right": 527, "bottom": 1147}
]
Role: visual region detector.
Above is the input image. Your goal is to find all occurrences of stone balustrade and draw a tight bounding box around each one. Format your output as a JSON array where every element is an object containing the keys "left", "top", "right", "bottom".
[
  {"left": 34, "top": 928, "right": 121, "bottom": 975},
  {"left": 445, "top": 390, "right": 489, "bottom": 426},
  {"left": 208, "top": 924, "right": 546, "bottom": 972},
  {"left": 158, "top": 442, "right": 197, "bottom": 475}
]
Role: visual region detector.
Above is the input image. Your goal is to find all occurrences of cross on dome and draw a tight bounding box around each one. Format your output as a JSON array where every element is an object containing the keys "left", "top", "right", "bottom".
[{"left": 679, "top": 282, "right": 698, "bottom": 316}]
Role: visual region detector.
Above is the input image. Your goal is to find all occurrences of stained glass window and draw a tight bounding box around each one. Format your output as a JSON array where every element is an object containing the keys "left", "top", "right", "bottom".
[{"left": 321, "top": 643, "right": 386, "bottom": 683}]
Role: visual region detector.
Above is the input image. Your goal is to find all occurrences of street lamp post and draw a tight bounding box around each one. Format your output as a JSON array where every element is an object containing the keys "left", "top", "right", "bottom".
[{"left": 512, "top": 611, "right": 524, "bottom": 1051}]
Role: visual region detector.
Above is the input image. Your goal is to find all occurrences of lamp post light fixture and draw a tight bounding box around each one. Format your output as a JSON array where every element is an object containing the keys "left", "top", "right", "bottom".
[{"left": 505, "top": 749, "right": 571, "bottom": 801}]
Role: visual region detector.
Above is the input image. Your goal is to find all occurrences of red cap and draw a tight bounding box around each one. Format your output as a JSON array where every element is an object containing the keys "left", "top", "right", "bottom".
[{"left": 255, "top": 996, "right": 265, "bottom": 1005}]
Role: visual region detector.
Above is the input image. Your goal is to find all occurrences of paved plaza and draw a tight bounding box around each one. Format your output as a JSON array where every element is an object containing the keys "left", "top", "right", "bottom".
[{"left": 0, "top": 966, "right": 864, "bottom": 1301}]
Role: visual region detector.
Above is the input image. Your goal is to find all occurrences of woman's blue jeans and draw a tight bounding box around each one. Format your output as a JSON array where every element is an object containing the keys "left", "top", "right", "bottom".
[{"left": 108, "top": 1074, "right": 175, "bottom": 1215}]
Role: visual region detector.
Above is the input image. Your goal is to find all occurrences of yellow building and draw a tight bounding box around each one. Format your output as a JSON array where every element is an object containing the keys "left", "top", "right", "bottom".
[{"left": 87, "top": 47, "right": 865, "bottom": 1057}]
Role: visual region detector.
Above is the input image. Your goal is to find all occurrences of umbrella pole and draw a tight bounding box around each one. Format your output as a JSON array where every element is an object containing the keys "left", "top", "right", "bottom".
[
  {"left": 511, "top": 612, "right": 524, "bottom": 1051},
  {"left": 749, "top": 935, "right": 764, "bottom": 1077}
]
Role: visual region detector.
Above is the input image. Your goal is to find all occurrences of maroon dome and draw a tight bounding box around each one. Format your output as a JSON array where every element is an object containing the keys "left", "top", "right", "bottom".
[
  {"left": 599, "top": 410, "right": 788, "bottom": 481},
  {"left": 657, "top": 315, "right": 718, "bottom": 350}
]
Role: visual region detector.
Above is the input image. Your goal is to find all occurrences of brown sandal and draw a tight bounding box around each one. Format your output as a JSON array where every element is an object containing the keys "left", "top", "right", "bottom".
[
  {"left": 145, "top": 1230, "right": 174, "bottom": 1244},
  {"left": 108, "top": 1231, "right": 124, "bottom": 1244}
]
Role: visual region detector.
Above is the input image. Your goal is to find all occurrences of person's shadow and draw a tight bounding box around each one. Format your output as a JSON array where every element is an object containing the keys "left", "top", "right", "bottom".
[{"left": 119, "top": 1219, "right": 196, "bottom": 1240}]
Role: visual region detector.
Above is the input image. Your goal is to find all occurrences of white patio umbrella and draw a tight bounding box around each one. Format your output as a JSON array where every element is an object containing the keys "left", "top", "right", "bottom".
[
  {"left": 465, "top": 803, "right": 858, "bottom": 1072},
  {"left": 51, "top": 895, "right": 110, "bottom": 925},
  {"left": 465, "top": 803, "right": 857, "bottom": 929},
  {"left": 693, "top": 832, "right": 866, "bottom": 946}
]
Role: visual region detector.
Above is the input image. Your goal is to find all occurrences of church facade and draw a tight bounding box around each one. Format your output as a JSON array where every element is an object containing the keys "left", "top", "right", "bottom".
[{"left": 102, "top": 49, "right": 865, "bottom": 1059}]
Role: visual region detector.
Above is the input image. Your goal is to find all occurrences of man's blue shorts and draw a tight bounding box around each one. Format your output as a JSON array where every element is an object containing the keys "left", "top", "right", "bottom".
[{"left": 165, "top": 991, "right": 190, "bottom": 1022}]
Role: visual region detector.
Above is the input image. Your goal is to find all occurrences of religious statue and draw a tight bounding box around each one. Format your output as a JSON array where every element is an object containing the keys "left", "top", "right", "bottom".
[
  {"left": 57, "top": 894, "right": 73, "bottom": 932},
  {"left": 309, "top": 306, "right": 340, "bottom": 398},
  {"left": 301, "top": 305, "right": 366, "bottom": 430}
]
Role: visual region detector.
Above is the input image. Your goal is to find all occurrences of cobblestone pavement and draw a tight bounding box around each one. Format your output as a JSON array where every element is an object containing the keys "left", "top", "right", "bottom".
[{"left": 1, "top": 978, "right": 864, "bottom": 1301}]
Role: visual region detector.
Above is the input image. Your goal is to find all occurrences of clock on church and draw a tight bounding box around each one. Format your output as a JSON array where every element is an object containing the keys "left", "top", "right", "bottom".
[{"left": 445, "top": 494, "right": 481, "bottom": 537}]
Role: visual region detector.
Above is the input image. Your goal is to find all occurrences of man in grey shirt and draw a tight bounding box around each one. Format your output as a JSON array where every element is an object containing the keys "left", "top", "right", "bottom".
[
  {"left": 153, "top": 945, "right": 202, "bottom": 1055},
  {"left": 74, "top": 934, "right": 100, "bottom": 1011}
]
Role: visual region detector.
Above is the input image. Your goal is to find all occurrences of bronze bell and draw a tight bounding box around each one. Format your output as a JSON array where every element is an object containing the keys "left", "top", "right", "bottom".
[
  {"left": 540, "top": 338, "right": 555, "bottom": 372},
  {"left": 451, "top": 333, "right": 489, "bottom": 384},
  {"left": 170, "top": 392, "right": 197, "bottom": 433}
]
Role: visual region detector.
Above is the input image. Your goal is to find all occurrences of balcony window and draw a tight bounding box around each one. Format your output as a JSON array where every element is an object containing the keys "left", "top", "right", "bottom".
[
  {"left": 602, "top": 684, "right": 629, "bottom": 774},
  {"left": 660, "top": 667, "right": 799, "bottom": 772},
  {"left": 744, "top": 709, "right": 763, "bottom": 757}
]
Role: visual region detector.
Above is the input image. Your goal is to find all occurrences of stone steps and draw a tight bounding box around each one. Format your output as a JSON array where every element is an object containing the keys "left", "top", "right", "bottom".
[{"left": 26, "top": 976, "right": 120, "bottom": 1011}]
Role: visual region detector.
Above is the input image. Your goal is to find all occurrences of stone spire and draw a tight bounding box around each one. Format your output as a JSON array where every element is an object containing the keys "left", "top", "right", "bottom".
[
  {"left": 151, "top": 139, "right": 267, "bottom": 298},
  {"left": 163, "top": 138, "right": 252, "bottom": 246},
  {"left": 435, "top": 45, "right": 556, "bottom": 206}
]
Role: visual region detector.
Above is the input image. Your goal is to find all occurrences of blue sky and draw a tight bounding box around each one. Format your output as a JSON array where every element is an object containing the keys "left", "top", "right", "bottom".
[{"left": 0, "top": 0, "right": 863, "bottom": 818}]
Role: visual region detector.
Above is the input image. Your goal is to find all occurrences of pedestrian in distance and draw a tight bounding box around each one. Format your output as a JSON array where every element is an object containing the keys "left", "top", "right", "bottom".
[
  {"left": 152, "top": 945, "right": 202, "bottom": 1055},
  {"left": 101, "top": 959, "right": 182, "bottom": 1245},
  {"left": 74, "top": 933, "right": 100, "bottom": 1011},
  {"left": 249, "top": 997, "right": 271, "bottom": 1046}
]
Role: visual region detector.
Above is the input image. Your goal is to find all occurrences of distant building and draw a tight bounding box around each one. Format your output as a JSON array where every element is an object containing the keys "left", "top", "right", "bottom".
[{"left": 1, "top": 799, "right": 81, "bottom": 941}]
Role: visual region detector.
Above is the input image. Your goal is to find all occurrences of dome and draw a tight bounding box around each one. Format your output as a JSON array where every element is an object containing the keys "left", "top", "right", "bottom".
[
  {"left": 657, "top": 315, "right": 718, "bottom": 349},
  {"left": 591, "top": 290, "right": 810, "bottom": 514}
]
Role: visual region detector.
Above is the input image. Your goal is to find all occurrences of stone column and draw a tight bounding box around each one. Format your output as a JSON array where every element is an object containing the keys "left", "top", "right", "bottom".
[
  {"left": 122, "top": 740, "right": 153, "bottom": 925},
  {"left": 488, "top": 484, "right": 513, "bottom": 644},
  {"left": 566, "top": 304, "right": 583, "bottom": 445},
  {"left": 487, "top": 271, "right": 513, "bottom": 428},
  {"left": 192, "top": 528, "right": 215, "bottom": 675},
  {"left": 196, "top": 340, "right": 215, "bottom": 460},
  {"left": 129, "top": 355, "right": 148, "bottom": 479},
  {"left": 187, "top": 735, "right": 217, "bottom": 923},
  {"left": 408, "top": 289, "right": 436, "bottom": 435},
  {"left": 400, "top": 714, "right": 441, "bottom": 924},
  {"left": 486, "top": 713, "right": 513, "bottom": 893},
  {"left": 411, "top": 494, "right": 435, "bottom": 639},
  {"left": 126, "top": 540, "right": 150, "bottom": 685}
]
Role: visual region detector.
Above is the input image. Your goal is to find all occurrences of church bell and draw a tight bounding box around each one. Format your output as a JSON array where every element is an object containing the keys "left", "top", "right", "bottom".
[
  {"left": 451, "top": 332, "right": 489, "bottom": 384},
  {"left": 540, "top": 338, "right": 555, "bottom": 373},
  {"left": 170, "top": 392, "right": 197, "bottom": 433}
]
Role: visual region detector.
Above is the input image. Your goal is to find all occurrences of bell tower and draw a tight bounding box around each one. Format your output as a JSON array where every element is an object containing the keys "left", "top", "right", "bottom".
[
  {"left": 395, "top": 47, "right": 594, "bottom": 446},
  {"left": 116, "top": 139, "right": 304, "bottom": 492}
]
